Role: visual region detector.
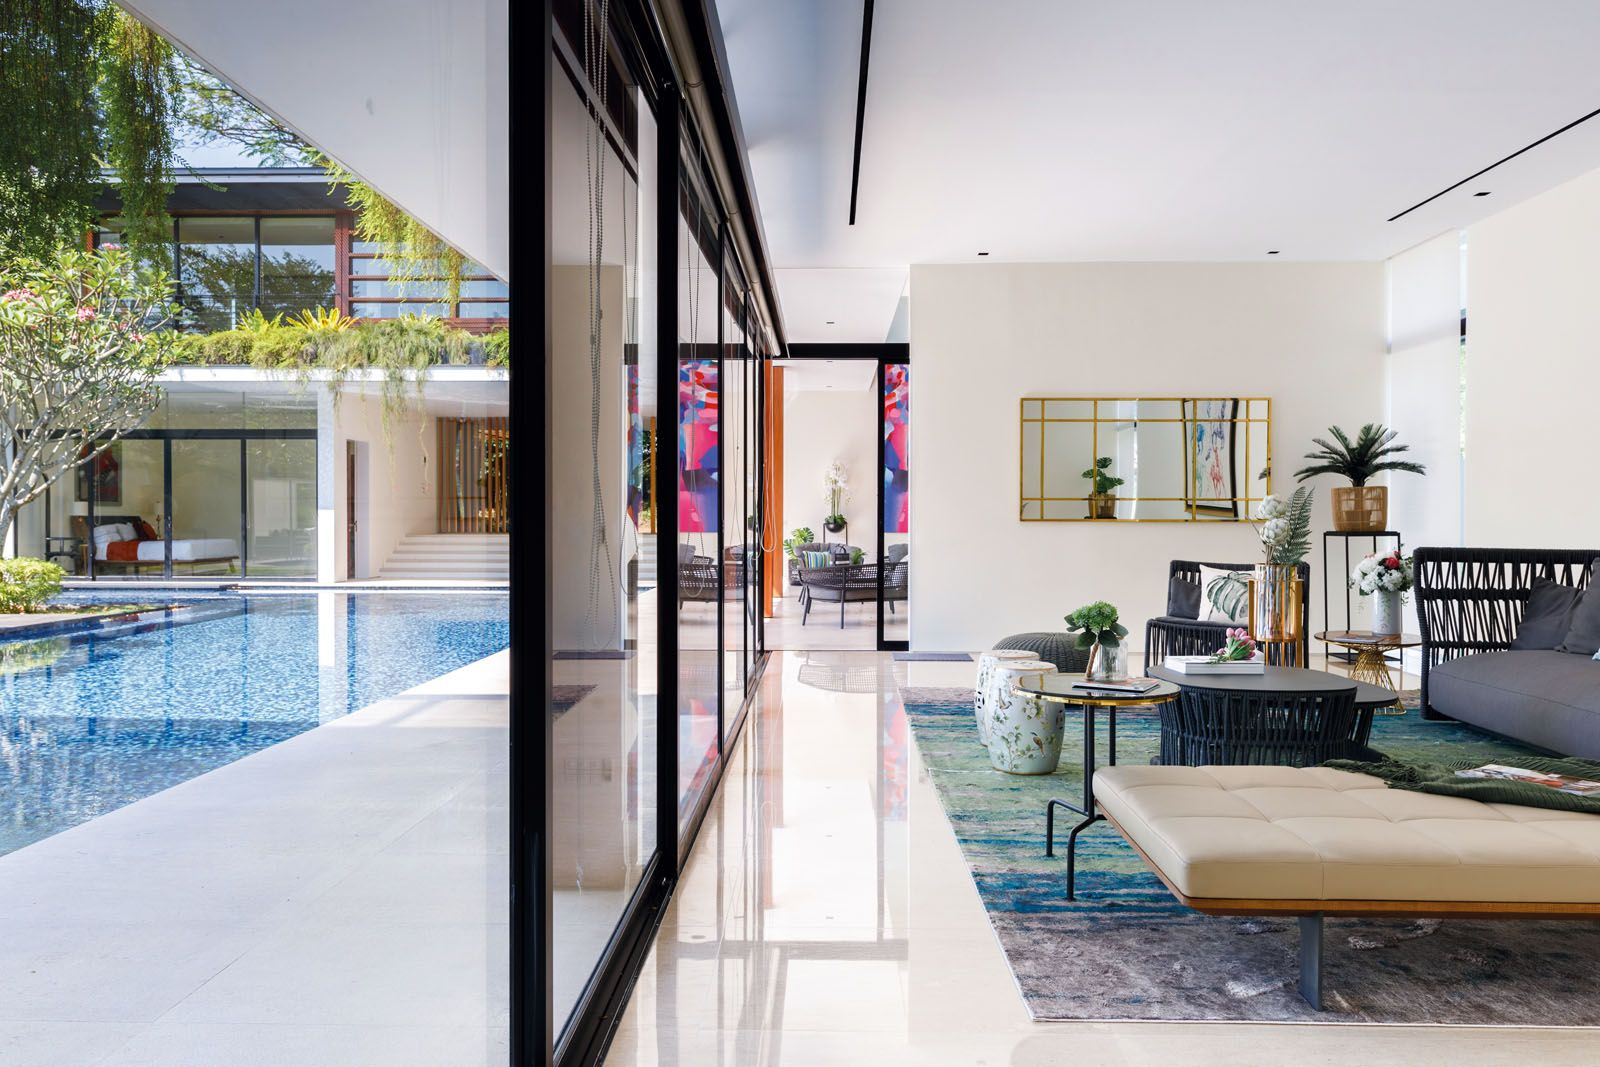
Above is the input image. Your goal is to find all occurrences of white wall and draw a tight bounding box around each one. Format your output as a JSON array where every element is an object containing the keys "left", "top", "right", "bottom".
[
  {"left": 1461, "top": 167, "right": 1600, "bottom": 548},
  {"left": 909, "top": 262, "right": 1386, "bottom": 651},
  {"left": 122, "top": 0, "right": 507, "bottom": 280},
  {"left": 332, "top": 394, "right": 435, "bottom": 579},
  {"left": 782, "top": 383, "right": 877, "bottom": 562}
]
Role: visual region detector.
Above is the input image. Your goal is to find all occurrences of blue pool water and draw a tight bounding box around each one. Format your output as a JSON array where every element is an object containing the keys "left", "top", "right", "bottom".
[{"left": 0, "top": 593, "right": 509, "bottom": 856}]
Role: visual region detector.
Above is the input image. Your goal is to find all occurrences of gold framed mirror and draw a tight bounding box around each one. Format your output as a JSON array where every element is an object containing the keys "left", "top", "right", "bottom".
[{"left": 1019, "top": 397, "right": 1271, "bottom": 522}]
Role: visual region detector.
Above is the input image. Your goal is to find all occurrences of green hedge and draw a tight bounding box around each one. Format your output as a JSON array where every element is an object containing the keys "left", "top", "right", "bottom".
[
  {"left": 171, "top": 317, "right": 510, "bottom": 371},
  {"left": 0, "top": 558, "right": 65, "bottom": 614}
]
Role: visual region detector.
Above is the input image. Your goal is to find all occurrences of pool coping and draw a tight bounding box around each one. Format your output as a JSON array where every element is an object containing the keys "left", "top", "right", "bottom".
[{"left": 0, "top": 604, "right": 187, "bottom": 643}]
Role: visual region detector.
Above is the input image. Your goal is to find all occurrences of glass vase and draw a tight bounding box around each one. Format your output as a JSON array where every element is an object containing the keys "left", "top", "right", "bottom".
[
  {"left": 1249, "top": 563, "right": 1304, "bottom": 641},
  {"left": 1085, "top": 640, "right": 1128, "bottom": 682}
]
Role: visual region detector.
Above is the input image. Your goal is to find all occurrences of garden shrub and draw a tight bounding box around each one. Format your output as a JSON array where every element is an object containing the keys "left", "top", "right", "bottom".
[{"left": 0, "top": 558, "right": 65, "bottom": 614}]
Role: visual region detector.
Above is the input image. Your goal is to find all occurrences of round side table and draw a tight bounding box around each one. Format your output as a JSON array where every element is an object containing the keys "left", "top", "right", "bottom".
[{"left": 1316, "top": 630, "right": 1420, "bottom": 695}]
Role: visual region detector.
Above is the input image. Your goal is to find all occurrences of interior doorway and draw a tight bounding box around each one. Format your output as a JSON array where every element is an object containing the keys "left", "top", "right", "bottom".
[{"left": 768, "top": 354, "right": 910, "bottom": 650}]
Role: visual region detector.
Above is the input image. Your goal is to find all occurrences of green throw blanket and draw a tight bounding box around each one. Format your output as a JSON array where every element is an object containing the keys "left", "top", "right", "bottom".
[{"left": 1324, "top": 755, "right": 1600, "bottom": 815}]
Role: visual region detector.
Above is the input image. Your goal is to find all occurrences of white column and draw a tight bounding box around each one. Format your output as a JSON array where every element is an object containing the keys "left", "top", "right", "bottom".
[{"left": 316, "top": 387, "right": 338, "bottom": 584}]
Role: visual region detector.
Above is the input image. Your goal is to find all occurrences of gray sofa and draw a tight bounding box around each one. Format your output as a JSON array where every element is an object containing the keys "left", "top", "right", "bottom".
[{"left": 1415, "top": 547, "right": 1600, "bottom": 757}]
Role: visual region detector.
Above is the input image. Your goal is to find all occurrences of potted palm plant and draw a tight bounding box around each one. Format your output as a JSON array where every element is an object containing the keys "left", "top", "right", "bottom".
[
  {"left": 1294, "top": 424, "right": 1426, "bottom": 532},
  {"left": 1080, "top": 456, "right": 1124, "bottom": 519}
]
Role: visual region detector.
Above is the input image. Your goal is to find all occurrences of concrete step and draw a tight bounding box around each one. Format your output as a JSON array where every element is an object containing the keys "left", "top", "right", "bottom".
[{"left": 378, "top": 532, "right": 511, "bottom": 579}]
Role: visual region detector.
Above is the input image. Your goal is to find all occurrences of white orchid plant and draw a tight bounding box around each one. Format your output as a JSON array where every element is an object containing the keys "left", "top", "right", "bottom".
[
  {"left": 1352, "top": 550, "right": 1413, "bottom": 598},
  {"left": 823, "top": 461, "right": 850, "bottom": 526}
]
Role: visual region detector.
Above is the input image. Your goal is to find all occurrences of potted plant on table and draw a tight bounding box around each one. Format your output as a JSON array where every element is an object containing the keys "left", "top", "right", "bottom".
[
  {"left": 823, "top": 462, "right": 849, "bottom": 533},
  {"left": 1249, "top": 487, "right": 1313, "bottom": 643},
  {"left": 1352, "top": 550, "right": 1413, "bottom": 635},
  {"left": 1080, "top": 456, "right": 1124, "bottom": 519},
  {"left": 1294, "top": 424, "right": 1426, "bottom": 532},
  {"left": 1065, "top": 601, "right": 1129, "bottom": 682}
]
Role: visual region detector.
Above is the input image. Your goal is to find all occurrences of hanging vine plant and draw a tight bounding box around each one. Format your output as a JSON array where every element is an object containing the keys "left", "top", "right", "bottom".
[
  {"left": 322, "top": 159, "right": 466, "bottom": 306},
  {"left": 98, "top": 6, "right": 180, "bottom": 250},
  {"left": 0, "top": 0, "right": 103, "bottom": 260}
]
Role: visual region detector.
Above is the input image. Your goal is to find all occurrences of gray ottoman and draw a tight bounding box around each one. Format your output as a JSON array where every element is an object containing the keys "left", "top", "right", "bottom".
[{"left": 995, "top": 631, "right": 1090, "bottom": 674}]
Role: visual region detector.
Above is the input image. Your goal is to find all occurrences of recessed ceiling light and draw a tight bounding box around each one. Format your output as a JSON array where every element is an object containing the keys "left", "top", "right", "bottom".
[
  {"left": 978, "top": 251, "right": 990, "bottom": 256},
  {"left": 1267, "top": 250, "right": 1281, "bottom": 255},
  {"left": 826, "top": 320, "right": 835, "bottom": 325},
  {"left": 1474, "top": 190, "right": 1492, "bottom": 197}
]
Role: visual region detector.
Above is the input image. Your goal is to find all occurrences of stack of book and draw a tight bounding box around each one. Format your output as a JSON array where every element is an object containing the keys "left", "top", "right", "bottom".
[{"left": 1161, "top": 654, "right": 1266, "bottom": 675}]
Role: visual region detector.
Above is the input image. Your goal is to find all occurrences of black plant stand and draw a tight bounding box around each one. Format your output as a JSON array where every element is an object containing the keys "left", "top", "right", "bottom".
[{"left": 1322, "top": 530, "right": 1402, "bottom": 662}]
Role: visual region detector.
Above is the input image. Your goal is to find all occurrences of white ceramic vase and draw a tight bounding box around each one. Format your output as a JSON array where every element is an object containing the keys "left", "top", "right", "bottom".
[
  {"left": 975, "top": 649, "right": 1043, "bottom": 745},
  {"left": 1371, "top": 590, "right": 1402, "bottom": 635},
  {"left": 986, "top": 662, "right": 1064, "bottom": 775}
]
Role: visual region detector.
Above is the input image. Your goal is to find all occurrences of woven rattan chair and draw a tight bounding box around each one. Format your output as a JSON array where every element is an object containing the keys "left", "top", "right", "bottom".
[
  {"left": 1414, "top": 547, "right": 1600, "bottom": 720},
  {"left": 1145, "top": 559, "right": 1311, "bottom": 667},
  {"left": 799, "top": 563, "right": 878, "bottom": 627},
  {"left": 1158, "top": 685, "right": 1368, "bottom": 767}
]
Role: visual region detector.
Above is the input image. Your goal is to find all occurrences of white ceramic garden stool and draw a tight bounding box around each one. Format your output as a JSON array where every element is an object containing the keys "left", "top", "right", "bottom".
[
  {"left": 975, "top": 649, "right": 1044, "bottom": 745},
  {"left": 985, "top": 661, "right": 1064, "bottom": 775}
]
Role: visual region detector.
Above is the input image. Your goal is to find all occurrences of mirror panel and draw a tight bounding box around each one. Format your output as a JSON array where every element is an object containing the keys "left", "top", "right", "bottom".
[{"left": 1019, "top": 396, "right": 1271, "bottom": 522}]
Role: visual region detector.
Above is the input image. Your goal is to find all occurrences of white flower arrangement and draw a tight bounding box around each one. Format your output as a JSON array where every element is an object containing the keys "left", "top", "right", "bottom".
[
  {"left": 824, "top": 461, "right": 851, "bottom": 521},
  {"left": 1352, "top": 551, "right": 1413, "bottom": 597}
]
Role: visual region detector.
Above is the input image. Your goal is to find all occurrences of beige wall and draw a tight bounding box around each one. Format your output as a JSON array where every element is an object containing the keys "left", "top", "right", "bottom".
[
  {"left": 908, "top": 261, "right": 1387, "bottom": 651},
  {"left": 332, "top": 393, "right": 435, "bottom": 579},
  {"left": 1461, "top": 167, "right": 1600, "bottom": 548}
]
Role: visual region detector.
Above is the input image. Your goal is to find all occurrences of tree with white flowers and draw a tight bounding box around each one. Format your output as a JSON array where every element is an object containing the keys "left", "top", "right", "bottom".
[{"left": 0, "top": 246, "right": 178, "bottom": 547}]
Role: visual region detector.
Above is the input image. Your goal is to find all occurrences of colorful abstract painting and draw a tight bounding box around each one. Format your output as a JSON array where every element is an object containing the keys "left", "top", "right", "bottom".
[
  {"left": 882, "top": 363, "right": 910, "bottom": 533},
  {"left": 678, "top": 359, "right": 719, "bottom": 533},
  {"left": 626, "top": 364, "right": 643, "bottom": 526},
  {"left": 1184, "top": 398, "right": 1237, "bottom": 517}
]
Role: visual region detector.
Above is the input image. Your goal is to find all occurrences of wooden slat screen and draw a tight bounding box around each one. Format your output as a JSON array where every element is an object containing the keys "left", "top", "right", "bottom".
[{"left": 437, "top": 417, "right": 509, "bottom": 533}]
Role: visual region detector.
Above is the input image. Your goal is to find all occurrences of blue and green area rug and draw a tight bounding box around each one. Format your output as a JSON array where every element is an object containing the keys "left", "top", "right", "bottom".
[{"left": 903, "top": 686, "right": 1600, "bottom": 1025}]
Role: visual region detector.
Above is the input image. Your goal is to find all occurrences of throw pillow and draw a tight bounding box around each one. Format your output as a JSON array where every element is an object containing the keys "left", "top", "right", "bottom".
[
  {"left": 1166, "top": 576, "right": 1202, "bottom": 620},
  {"left": 1557, "top": 561, "right": 1600, "bottom": 656},
  {"left": 1197, "top": 564, "right": 1249, "bottom": 625},
  {"left": 802, "top": 550, "right": 832, "bottom": 570},
  {"left": 132, "top": 518, "right": 158, "bottom": 541},
  {"left": 1510, "top": 578, "right": 1581, "bottom": 650}
]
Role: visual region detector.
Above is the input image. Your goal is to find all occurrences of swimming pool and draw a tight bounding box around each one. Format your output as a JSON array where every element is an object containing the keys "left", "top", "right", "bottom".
[{"left": 0, "top": 592, "right": 509, "bottom": 856}]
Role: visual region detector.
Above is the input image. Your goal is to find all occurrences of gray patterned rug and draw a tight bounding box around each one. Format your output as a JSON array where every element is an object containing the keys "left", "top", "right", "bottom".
[{"left": 902, "top": 685, "right": 1600, "bottom": 1025}]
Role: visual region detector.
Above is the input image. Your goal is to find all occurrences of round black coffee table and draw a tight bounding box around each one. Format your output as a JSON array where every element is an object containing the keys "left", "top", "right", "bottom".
[{"left": 1145, "top": 665, "right": 1397, "bottom": 767}]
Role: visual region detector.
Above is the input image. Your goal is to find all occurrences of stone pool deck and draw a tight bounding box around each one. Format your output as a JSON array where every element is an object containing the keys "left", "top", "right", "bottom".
[{"left": 0, "top": 650, "right": 510, "bottom": 1067}]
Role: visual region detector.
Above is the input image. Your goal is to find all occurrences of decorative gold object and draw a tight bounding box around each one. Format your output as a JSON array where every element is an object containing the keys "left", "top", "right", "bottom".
[
  {"left": 1330, "top": 485, "right": 1387, "bottom": 532},
  {"left": 1020, "top": 397, "right": 1271, "bottom": 523},
  {"left": 1249, "top": 563, "right": 1304, "bottom": 642}
]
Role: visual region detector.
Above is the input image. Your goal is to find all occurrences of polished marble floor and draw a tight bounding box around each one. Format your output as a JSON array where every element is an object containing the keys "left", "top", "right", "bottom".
[{"left": 603, "top": 650, "right": 1592, "bottom": 1066}]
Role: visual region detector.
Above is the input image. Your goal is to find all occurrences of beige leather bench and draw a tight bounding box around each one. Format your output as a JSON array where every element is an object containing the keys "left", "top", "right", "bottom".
[{"left": 1090, "top": 764, "right": 1600, "bottom": 1008}]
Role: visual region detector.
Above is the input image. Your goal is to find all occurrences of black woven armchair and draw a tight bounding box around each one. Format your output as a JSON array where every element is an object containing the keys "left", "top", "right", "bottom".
[
  {"left": 799, "top": 563, "right": 878, "bottom": 627},
  {"left": 678, "top": 543, "right": 720, "bottom": 607},
  {"left": 1414, "top": 546, "right": 1599, "bottom": 720},
  {"left": 1144, "top": 559, "right": 1311, "bottom": 668}
]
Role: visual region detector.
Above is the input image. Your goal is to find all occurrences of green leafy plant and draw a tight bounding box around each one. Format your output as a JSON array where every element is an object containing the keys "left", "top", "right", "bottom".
[
  {"left": 849, "top": 548, "right": 865, "bottom": 566},
  {"left": 1081, "top": 456, "right": 1124, "bottom": 495},
  {"left": 233, "top": 308, "right": 285, "bottom": 333},
  {"left": 0, "top": 558, "right": 65, "bottom": 614},
  {"left": 98, "top": 8, "right": 179, "bottom": 251},
  {"left": 291, "top": 306, "right": 357, "bottom": 332},
  {"left": 1065, "top": 601, "right": 1128, "bottom": 676},
  {"left": 1294, "top": 424, "right": 1427, "bottom": 486},
  {"left": 783, "top": 526, "right": 815, "bottom": 560},
  {"left": 481, "top": 327, "right": 510, "bottom": 367},
  {"left": 321, "top": 158, "right": 467, "bottom": 307},
  {"left": 1255, "top": 487, "right": 1314, "bottom": 565}
]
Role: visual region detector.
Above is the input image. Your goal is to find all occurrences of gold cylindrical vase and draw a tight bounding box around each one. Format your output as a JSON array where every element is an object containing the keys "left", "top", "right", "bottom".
[{"left": 1249, "top": 563, "right": 1304, "bottom": 641}]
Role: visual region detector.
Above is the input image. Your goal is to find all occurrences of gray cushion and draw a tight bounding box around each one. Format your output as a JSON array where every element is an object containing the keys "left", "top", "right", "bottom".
[
  {"left": 1430, "top": 650, "right": 1600, "bottom": 758},
  {"left": 1166, "top": 576, "right": 1202, "bottom": 620},
  {"left": 885, "top": 543, "right": 910, "bottom": 564},
  {"left": 1511, "top": 578, "right": 1582, "bottom": 650},
  {"left": 1557, "top": 562, "right": 1600, "bottom": 656}
]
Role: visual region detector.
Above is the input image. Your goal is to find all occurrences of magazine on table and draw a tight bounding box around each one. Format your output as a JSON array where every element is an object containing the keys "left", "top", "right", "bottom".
[
  {"left": 1455, "top": 764, "right": 1600, "bottom": 797},
  {"left": 1068, "top": 678, "right": 1160, "bottom": 695},
  {"left": 1161, "top": 654, "right": 1266, "bottom": 675}
]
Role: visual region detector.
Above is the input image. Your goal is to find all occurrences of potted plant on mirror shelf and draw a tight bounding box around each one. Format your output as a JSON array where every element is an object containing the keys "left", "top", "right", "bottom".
[
  {"left": 1352, "top": 550, "right": 1413, "bottom": 635},
  {"left": 1065, "top": 601, "right": 1130, "bottom": 682},
  {"left": 1080, "top": 456, "right": 1124, "bottom": 519},
  {"left": 1294, "top": 423, "right": 1426, "bottom": 532},
  {"left": 823, "top": 462, "right": 849, "bottom": 533}
]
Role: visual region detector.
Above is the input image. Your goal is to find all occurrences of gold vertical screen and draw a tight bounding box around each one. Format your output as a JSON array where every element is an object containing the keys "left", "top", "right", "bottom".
[{"left": 438, "top": 417, "right": 510, "bottom": 533}]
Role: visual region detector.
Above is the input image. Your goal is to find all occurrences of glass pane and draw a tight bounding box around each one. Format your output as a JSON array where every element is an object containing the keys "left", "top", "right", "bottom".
[
  {"left": 460, "top": 279, "right": 509, "bottom": 298},
  {"left": 246, "top": 440, "right": 316, "bottom": 577},
  {"left": 178, "top": 217, "right": 257, "bottom": 332},
  {"left": 458, "top": 301, "right": 510, "bottom": 319},
  {"left": 882, "top": 363, "right": 909, "bottom": 641},
  {"left": 158, "top": 388, "right": 245, "bottom": 429},
  {"left": 721, "top": 346, "right": 746, "bottom": 734},
  {"left": 89, "top": 439, "right": 167, "bottom": 578},
  {"left": 351, "top": 279, "right": 450, "bottom": 299},
  {"left": 549, "top": 64, "right": 655, "bottom": 1035},
  {"left": 170, "top": 440, "right": 243, "bottom": 577},
  {"left": 259, "top": 217, "right": 335, "bottom": 316},
  {"left": 351, "top": 301, "right": 450, "bottom": 318}
]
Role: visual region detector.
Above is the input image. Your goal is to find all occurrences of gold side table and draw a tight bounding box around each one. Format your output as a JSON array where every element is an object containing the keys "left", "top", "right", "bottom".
[{"left": 1316, "top": 630, "right": 1420, "bottom": 705}]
